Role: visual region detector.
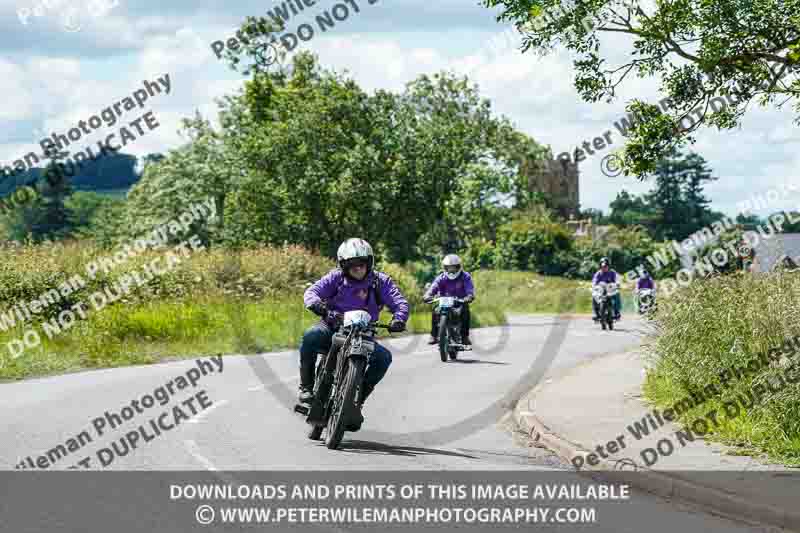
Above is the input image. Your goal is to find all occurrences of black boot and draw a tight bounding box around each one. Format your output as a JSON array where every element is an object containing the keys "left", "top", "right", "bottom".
[
  {"left": 428, "top": 313, "right": 438, "bottom": 344},
  {"left": 346, "top": 383, "right": 374, "bottom": 432},
  {"left": 298, "top": 358, "right": 315, "bottom": 404}
]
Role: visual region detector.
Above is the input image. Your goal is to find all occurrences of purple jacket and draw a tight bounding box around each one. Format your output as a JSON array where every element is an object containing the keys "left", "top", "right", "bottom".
[
  {"left": 304, "top": 269, "right": 409, "bottom": 323},
  {"left": 423, "top": 272, "right": 475, "bottom": 299},
  {"left": 592, "top": 270, "right": 619, "bottom": 285},
  {"left": 636, "top": 277, "right": 654, "bottom": 290}
]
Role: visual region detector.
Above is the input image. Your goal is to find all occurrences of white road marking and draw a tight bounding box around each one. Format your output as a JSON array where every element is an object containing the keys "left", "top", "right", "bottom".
[
  {"left": 188, "top": 399, "right": 229, "bottom": 423},
  {"left": 184, "top": 439, "right": 219, "bottom": 471}
]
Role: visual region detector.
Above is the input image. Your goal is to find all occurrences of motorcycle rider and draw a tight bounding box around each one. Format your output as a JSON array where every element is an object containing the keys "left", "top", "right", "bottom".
[
  {"left": 299, "top": 238, "right": 409, "bottom": 431},
  {"left": 422, "top": 254, "right": 475, "bottom": 346},
  {"left": 634, "top": 269, "right": 655, "bottom": 310},
  {"left": 635, "top": 269, "right": 655, "bottom": 292},
  {"left": 592, "top": 257, "right": 621, "bottom": 321}
]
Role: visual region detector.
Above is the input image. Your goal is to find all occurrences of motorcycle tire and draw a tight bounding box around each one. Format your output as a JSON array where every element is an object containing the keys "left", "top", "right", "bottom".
[
  {"left": 325, "top": 357, "right": 365, "bottom": 450},
  {"left": 438, "top": 315, "right": 449, "bottom": 363},
  {"left": 307, "top": 425, "right": 323, "bottom": 440}
]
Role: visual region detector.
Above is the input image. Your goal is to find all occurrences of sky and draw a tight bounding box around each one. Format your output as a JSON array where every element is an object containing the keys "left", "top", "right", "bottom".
[{"left": 1, "top": 0, "right": 799, "bottom": 218}]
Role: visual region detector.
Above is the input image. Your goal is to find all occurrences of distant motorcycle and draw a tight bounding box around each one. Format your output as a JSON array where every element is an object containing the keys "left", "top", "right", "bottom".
[
  {"left": 636, "top": 288, "right": 655, "bottom": 315},
  {"left": 592, "top": 282, "right": 618, "bottom": 331},
  {"left": 294, "top": 310, "right": 390, "bottom": 450},
  {"left": 430, "top": 296, "right": 470, "bottom": 362}
]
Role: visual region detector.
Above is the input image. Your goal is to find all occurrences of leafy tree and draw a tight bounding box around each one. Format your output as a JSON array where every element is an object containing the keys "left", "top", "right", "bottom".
[
  {"left": 210, "top": 51, "right": 529, "bottom": 263},
  {"left": 482, "top": 0, "right": 800, "bottom": 177},
  {"left": 735, "top": 212, "right": 764, "bottom": 231},
  {"left": 494, "top": 206, "right": 575, "bottom": 274},
  {"left": 68, "top": 192, "right": 127, "bottom": 247},
  {"left": 607, "top": 190, "right": 656, "bottom": 229},
  {"left": 124, "top": 113, "right": 239, "bottom": 248},
  {"left": 17, "top": 155, "right": 76, "bottom": 241}
]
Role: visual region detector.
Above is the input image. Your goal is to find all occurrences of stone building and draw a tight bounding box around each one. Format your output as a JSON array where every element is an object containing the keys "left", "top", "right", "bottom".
[{"left": 521, "top": 154, "right": 580, "bottom": 219}]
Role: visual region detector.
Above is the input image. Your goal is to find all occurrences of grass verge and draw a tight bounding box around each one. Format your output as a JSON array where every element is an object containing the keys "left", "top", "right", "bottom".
[
  {"left": 641, "top": 271, "right": 800, "bottom": 466},
  {"left": 0, "top": 261, "right": 600, "bottom": 381}
]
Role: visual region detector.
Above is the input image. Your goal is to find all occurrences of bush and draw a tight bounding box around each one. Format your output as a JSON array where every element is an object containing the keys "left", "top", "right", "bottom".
[
  {"left": 462, "top": 237, "right": 497, "bottom": 271},
  {"left": 494, "top": 217, "right": 574, "bottom": 275},
  {"left": 377, "top": 261, "right": 423, "bottom": 308}
]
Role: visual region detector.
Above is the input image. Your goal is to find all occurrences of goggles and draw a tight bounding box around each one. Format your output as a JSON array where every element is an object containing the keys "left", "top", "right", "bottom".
[
  {"left": 344, "top": 258, "right": 369, "bottom": 269},
  {"left": 444, "top": 265, "right": 461, "bottom": 273}
]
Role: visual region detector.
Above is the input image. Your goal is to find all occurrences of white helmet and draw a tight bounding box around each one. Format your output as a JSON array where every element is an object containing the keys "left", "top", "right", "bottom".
[
  {"left": 337, "top": 238, "right": 374, "bottom": 275},
  {"left": 442, "top": 254, "right": 462, "bottom": 280}
]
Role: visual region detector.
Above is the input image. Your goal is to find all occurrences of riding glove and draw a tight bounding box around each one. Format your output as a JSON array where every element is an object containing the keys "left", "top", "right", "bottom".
[
  {"left": 326, "top": 311, "right": 344, "bottom": 327},
  {"left": 308, "top": 301, "right": 328, "bottom": 317}
]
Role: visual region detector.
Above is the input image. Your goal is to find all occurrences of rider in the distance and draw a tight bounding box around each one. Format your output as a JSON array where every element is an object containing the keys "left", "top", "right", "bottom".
[
  {"left": 636, "top": 269, "right": 655, "bottom": 292},
  {"left": 300, "top": 238, "right": 409, "bottom": 431},
  {"left": 592, "top": 257, "right": 621, "bottom": 321},
  {"left": 422, "top": 254, "right": 475, "bottom": 346},
  {"left": 634, "top": 268, "right": 656, "bottom": 311}
]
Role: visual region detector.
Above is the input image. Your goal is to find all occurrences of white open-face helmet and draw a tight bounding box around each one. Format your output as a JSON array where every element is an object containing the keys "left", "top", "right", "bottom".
[
  {"left": 337, "top": 238, "right": 374, "bottom": 276},
  {"left": 442, "top": 254, "right": 462, "bottom": 280}
]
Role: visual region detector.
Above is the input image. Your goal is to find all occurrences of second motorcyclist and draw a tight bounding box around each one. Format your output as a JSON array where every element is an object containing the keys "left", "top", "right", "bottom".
[
  {"left": 592, "top": 257, "right": 621, "bottom": 321},
  {"left": 423, "top": 254, "right": 475, "bottom": 346}
]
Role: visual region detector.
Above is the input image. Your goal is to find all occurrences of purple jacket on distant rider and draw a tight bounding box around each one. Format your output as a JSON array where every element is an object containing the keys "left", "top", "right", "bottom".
[
  {"left": 636, "top": 277, "right": 654, "bottom": 290},
  {"left": 423, "top": 272, "right": 475, "bottom": 300},
  {"left": 304, "top": 269, "right": 409, "bottom": 323},
  {"left": 592, "top": 270, "right": 619, "bottom": 285}
]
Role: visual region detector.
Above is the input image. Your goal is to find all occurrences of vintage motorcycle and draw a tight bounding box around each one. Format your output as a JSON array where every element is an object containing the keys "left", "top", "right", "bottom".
[
  {"left": 636, "top": 288, "right": 656, "bottom": 315},
  {"left": 430, "top": 296, "right": 470, "bottom": 362},
  {"left": 294, "top": 310, "right": 390, "bottom": 450},
  {"left": 592, "top": 281, "right": 618, "bottom": 331}
]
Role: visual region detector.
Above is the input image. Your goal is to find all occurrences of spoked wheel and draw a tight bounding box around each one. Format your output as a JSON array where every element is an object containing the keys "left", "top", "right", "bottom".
[
  {"left": 325, "top": 358, "right": 365, "bottom": 450},
  {"left": 438, "top": 316, "right": 449, "bottom": 362},
  {"left": 306, "top": 359, "right": 329, "bottom": 439},
  {"left": 449, "top": 327, "right": 458, "bottom": 360}
]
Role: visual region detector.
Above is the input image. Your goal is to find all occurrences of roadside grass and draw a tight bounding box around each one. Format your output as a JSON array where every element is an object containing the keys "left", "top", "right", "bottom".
[
  {"left": 641, "top": 271, "right": 800, "bottom": 466},
  {"left": 0, "top": 243, "right": 597, "bottom": 381}
]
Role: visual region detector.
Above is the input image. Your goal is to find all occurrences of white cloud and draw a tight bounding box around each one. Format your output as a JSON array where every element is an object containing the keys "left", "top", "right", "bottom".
[{"left": 1, "top": 4, "right": 799, "bottom": 218}]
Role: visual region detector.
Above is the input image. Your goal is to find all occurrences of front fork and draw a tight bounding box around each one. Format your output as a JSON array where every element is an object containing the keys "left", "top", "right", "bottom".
[{"left": 303, "top": 332, "right": 347, "bottom": 423}]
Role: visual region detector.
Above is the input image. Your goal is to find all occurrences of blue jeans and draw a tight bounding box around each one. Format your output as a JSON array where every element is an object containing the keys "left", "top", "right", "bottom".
[{"left": 299, "top": 321, "right": 392, "bottom": 388}]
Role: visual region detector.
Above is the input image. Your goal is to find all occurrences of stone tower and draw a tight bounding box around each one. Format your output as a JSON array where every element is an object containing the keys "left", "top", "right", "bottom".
[{"left": 522, "top": 154, "right": 580, "bottom": 219}]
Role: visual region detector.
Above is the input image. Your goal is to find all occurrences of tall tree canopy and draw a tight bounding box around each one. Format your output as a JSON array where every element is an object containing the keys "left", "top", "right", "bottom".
[
  {"left": 124, "top": 51, "right": 547, "bottom": 262},
  {"left": 482, "top": 0, "right": 800, "bottom": 177}
]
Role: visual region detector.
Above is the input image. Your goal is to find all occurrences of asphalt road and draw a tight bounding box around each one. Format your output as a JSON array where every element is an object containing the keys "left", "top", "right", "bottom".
[{"left": 0, "top": 315, "right": 773, "bottom": 532}]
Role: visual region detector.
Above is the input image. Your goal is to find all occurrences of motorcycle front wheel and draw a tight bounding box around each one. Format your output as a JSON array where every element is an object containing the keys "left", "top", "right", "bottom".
[
  {"left": 325, "top": 358, "right": 365, "bottom": 450},
  {"left": 438, "top": 315, "right": 449, "bottom": 362}
]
